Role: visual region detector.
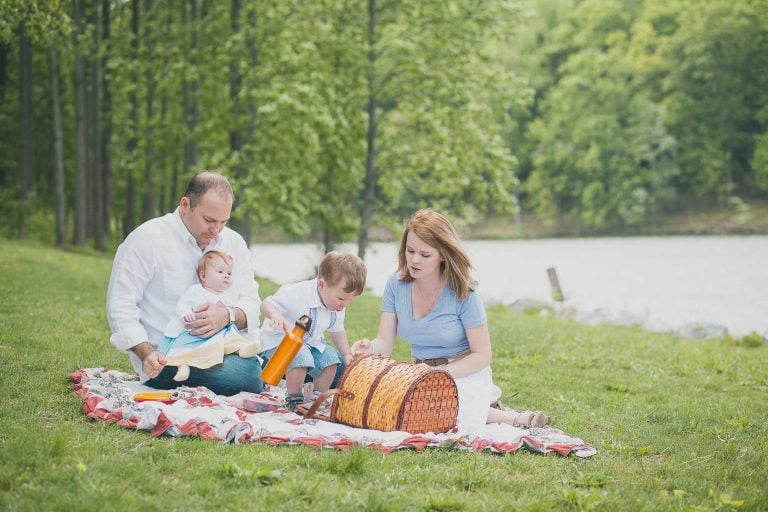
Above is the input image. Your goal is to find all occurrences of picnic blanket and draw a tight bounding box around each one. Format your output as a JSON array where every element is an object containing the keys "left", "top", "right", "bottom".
[{"left": 68, "top": 368, "right": 596, "bottom": 457}]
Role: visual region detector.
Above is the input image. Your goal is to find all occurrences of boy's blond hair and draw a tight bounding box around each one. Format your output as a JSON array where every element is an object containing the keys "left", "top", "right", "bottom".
[{"left": 318, "top": 251, "right": 367, "bottom": 295}]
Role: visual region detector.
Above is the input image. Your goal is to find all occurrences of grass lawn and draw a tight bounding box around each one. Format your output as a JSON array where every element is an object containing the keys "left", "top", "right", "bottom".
[{"left": 1, "top": 239, "right": 766, "bottom": 511}]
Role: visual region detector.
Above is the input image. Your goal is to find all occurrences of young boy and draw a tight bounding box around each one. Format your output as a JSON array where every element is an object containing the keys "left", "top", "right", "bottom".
[{"left": 259, "top": 251, "right": 366, "bottom": 411}]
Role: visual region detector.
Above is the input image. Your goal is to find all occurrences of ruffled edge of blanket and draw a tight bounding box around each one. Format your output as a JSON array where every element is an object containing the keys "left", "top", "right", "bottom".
[{"left": 67, "top": 368, "right": 597, "bottom": 458}]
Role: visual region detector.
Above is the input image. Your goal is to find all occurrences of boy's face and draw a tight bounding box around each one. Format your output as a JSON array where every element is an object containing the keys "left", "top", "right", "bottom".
[
  {"left": 317, "top": 278, "right": 358, "bottom": 312},
  {"left": 200, "top": 257, "right": 233, "bottom": 294}
]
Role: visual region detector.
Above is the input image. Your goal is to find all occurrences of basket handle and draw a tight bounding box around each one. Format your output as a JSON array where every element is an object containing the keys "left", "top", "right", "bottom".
[{"left": 300, "top": 388, "right": 354, "bottom": 422}]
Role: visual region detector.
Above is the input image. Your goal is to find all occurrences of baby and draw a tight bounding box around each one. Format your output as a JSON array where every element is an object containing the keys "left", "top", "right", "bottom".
[{"left": 157, "top": 250, "right": 260, "bottom": 381}]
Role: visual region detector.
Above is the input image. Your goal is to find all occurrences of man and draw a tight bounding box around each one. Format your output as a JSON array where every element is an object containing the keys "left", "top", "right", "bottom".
[{"left": 107, "top": 171, "right": 264, "bottom": 395}]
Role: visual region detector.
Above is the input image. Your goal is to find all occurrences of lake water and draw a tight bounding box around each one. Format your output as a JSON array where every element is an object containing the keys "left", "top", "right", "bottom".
[{"left": 250, "top": 236, "right": 768, "bottom": 337}]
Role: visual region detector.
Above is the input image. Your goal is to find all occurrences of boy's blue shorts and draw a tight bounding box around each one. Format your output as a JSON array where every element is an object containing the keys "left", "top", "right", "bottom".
[{"left": 261, "top": 343, "right": 342, "bottom": 379}]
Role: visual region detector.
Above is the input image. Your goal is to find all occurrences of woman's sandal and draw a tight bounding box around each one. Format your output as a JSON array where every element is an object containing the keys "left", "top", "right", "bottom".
[{"left": 511, "top": 410, "right": 551, "bottom": 429}]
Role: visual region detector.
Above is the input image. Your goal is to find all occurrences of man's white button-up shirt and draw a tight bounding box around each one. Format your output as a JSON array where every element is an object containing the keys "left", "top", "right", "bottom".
[{"left": 106, "top": 208, "right": 260, "bottom": 381}]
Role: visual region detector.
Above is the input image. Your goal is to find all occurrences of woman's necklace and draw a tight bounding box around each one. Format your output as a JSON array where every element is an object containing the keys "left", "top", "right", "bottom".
[{"left": 413, "top": 281, "right": 444, "bottom": 315}]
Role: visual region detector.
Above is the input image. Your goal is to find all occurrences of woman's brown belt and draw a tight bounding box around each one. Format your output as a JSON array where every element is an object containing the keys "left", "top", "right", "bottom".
[{"left": 413, "top": 349, "right": 471, "bottom": 367}]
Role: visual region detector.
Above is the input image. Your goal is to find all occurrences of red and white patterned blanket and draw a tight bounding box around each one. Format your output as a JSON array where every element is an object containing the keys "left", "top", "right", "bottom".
[{"left": 68, "top": 368, "right": 596, "bottom": 457}]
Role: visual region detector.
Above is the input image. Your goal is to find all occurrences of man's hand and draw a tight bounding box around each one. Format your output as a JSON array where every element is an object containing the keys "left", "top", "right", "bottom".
[
  {"left": 131, "top": 341, "right": 167, "bottom": 379},
  {"left": 188, "top": 302, "right": 229, "bottom": 338},
  {"left": 142, "top": 350, "right": 167, "bottom": 378}
]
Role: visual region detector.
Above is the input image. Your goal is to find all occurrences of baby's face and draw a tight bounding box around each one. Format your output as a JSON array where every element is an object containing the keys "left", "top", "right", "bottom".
[
  {"left": 317, "top": 279, "right": 358, "bottom": 312},
  {"left": 201, "top": 257, "right": 233, "bottom": 293}
]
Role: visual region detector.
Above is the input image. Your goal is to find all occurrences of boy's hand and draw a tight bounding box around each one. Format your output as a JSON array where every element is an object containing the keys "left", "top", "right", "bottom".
[
  {"left": 343, "top": 353, "right": 354, "bottom": 364},
  {"left": 269, "top": 313, "right": 291, "bottom": 333},
  {"left": 182, "top": 313, "right": 196, "bottom": 323}
]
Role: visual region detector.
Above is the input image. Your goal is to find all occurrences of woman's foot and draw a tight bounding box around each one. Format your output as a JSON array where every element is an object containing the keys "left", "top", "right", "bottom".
[
  {"left": 509, "top": 410, "right": 551, "bottom": 429},
  {"left": 487, "top": 404, "right": 552, "bottom": 428},
  {"left": 491, "top": 408, "right": 551, "bottom": 428}
]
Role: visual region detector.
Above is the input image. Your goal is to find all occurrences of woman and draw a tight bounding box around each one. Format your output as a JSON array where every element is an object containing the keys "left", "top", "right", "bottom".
[{"left": 352, "top": 208, "right": 551, "bottom": 430}]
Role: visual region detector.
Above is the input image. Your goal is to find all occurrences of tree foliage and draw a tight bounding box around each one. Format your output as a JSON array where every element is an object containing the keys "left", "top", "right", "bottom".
[
  {"left": 510, "top": 0, "right": 768, "bottom": 231},
  {"left": 0, "top": 0, "right": 766, "bottom": 247}
]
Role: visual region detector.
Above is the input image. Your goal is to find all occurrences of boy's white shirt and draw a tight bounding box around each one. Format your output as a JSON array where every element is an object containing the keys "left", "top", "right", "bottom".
[
  {"left": 163, "top": 284, "right": 240, "bottom": 338},
  {"left": 260, "top": 278, "right": 346, "bottom": 352}
]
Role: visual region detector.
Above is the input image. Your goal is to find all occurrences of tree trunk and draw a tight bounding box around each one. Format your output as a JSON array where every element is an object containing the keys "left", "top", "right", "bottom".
[
  {"left": 183, "top": 0, "right": 199, "bottom": 173},
  {"left": 229, "top": 0, "right": 243, "bottom": 154},
  {"left": 357, "top": 0, "right": 378, "bottom": 259},
  {"left": 241, "top": 5, "right": 263, "bottom": 245},
  {"left": 141, "top": 0, "right": 157, "bottom": 222},
  {"left": 160, "top": 1, "right": 174, "bottom": 212},
  {"left": 89, "top": 0, "right": 105, "bottom": 250},
  {"left": 245, "top": 8, "right": 258, "bottom": 141},
  {"left": 123, "top": 0, "right": 140, "bottom": 237},
  {"left": 18, "top": 22, "right": 33, "bottom": 240},
  {"left": 227, "top": 0, "right": 252, "bottom": 244},
  {"left": 170, "top": 160, "right": 179, "bottom": 209},
  {"left": 101, "top": 0, "right": 113, "bottom": 240},
  {"left": 73, "top": 0, "right": 89, "bottom": 246},
  {"left": 123, "top": 175, "right": 136, "bottom": 239},
  {"left": 0, "top": 42, "right": 8, "bottom": 187},
  {"left": 50, "top": 44, "right": 67, "bottom": 248},
  {"left": 323, "top": 228, "right": 334, "bottom": 255},
  {"left": 0, "top": 42, "right": 7, "bottom": 104}
]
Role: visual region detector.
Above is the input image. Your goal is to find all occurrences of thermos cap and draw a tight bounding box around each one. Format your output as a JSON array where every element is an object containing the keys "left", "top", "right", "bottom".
[{"left": 296, "top": 314, "right": 312, "bottom": 331}]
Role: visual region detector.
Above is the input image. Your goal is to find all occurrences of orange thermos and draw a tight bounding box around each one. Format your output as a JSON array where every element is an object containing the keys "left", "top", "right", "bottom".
[{"left": 260, "top": 314, "right": 312, "bottom": 386}]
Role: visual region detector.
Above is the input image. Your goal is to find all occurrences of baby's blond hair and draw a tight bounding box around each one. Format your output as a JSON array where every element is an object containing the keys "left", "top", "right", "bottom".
[{"left": 198, "top": 250, "right": 233, "bottom": 276}]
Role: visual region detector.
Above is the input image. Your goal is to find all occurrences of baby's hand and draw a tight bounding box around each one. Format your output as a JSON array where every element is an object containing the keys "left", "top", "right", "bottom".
[
  {"left": 351, "top": 339, "right": 374, "bottom": 356},
  {"left": 182, "top": 313, "right": 196, "bottom": 323}
]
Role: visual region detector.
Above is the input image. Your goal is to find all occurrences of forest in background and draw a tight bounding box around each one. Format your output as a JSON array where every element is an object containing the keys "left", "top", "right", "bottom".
[{"left": 1, "top": 0, "right": 767, "bottom": 256}]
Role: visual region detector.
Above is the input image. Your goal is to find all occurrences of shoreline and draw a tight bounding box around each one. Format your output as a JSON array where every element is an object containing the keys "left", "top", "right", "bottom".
[
  {"left": 247, "top": 201, "right": 768, "bottom": 244},
  {"left": 506, "top": 297, "right": 764, "bottom": 341}
]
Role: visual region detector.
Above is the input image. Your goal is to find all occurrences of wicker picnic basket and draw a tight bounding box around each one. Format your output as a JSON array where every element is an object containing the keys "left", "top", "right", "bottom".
[{"left": 302, "top": 354, "right": 459, "bottom": 434}]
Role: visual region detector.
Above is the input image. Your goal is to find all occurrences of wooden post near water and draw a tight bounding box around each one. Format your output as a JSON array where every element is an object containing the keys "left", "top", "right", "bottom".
[{"left": 547, "top": 267, "right": 564, "bottom": 302}]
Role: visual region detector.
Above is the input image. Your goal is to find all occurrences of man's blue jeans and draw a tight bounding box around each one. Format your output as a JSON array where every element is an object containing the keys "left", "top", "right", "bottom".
[{"left": 146, "top": 354, "right": 264, "bottom": 396}]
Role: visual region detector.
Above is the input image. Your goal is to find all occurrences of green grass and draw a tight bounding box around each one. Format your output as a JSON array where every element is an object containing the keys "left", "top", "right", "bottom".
[{"left": 1, "top": 239, "right": 766, "bottom": 511}]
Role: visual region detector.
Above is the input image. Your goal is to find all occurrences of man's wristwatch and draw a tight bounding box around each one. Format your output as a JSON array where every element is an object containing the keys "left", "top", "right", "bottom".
[{"left": 228, "top": 307, "right": 236, "bottom": 325}]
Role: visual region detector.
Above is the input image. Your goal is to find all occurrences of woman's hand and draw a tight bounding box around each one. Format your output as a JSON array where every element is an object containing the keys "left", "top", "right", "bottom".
[{"left": 351, "top": 338, "right": 375, "bottom": 356}]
